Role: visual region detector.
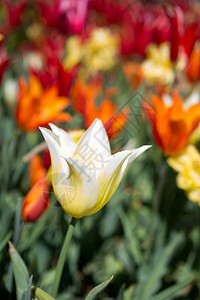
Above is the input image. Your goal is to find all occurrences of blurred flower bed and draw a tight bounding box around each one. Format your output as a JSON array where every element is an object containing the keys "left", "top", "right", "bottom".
[{"left": 0, "top": 0, "right": 200, "bottom": 299}]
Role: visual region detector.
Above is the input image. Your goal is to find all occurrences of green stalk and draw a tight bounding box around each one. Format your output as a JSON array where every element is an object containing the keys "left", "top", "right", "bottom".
[{"left": 52, "top": 217, "right": 77, "bottom": 298}]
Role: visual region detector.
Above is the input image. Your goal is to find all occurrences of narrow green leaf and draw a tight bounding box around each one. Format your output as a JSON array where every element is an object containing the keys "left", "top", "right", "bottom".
[
  {"left": 84, "top": 275, "right": 114, "bottom": 300},
  {"left": 123, "top": 285, "right": 135, "bottom": 300},
  {"left": 9, "top": 241, "right": 29, "bottom": 300},
  {"left": 5, "top": 200, "right": 22, "bottom": 292},
  {"left": 13, "top": 199, "right": 22, "bottom": 247},
  {"left": 24, "top": 276, "right": 33, "bottom": 300},
  {"left": 5, "top": 262, "right": 13, "bottom": 293},
  {"left": 153, "top": 277, "right": 195, "bottom": 300},
  {"left": 118, "top": 208, "right": 143, "bottom": 264},
  {"left": 116, "top": 284, "right": 126, "bottom": 300},
  {"left": 0, "top": 231, "right": 12, "bottom": 253},
  {"left": 136, "top": 232, "right": 185, "bottom": 300},
  {"left": 19, "top": 208, "right": 51, "bottom": 252},
  {"left": 31, "top": 286, "right": 55, "bottom": 300}
]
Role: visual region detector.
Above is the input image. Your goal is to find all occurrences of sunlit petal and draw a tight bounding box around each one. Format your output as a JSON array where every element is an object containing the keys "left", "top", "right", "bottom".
[
  {"left": 72, "top": 118, "right": 111, "bottom": 170},
  {"left": 55, "top": 157, "right": 99, "bottom": 218},
  {"left": 39, "top": 127, "right": 70, "bottom": 182},
  {"left": 49, "top": 123, "right": 76, "bottom": 157},
  {"left": 88, "top": 146, "right": 151, "bottom": 215}
]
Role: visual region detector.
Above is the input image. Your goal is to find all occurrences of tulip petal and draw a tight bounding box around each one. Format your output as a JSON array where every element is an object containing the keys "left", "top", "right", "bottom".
[
  {"left": 55, "top": 157, "right": 99, "bottom": 218},
  {"left": 22, "top": 177, "right": 50, "bottom": 222},
  {"left": 128, "top": 145, "right": 152, "bottom": 164},
  {"left": 49, "top": 123, "right": 76, "bottom": 157},
  {"left": 87, "top": 151, "right": 131, "bottom": 215},
  {"left": 39, "top": 127, "right": 70, "bottom": 182},
  {"left": 88, "top": 145, "right": 151, "bottom": 215},
  {"left": 72, "top": 119, "right": 111, "bottom": 170},
  {"left": 29, "top": 155, "right": 46, "bottom": 186}
]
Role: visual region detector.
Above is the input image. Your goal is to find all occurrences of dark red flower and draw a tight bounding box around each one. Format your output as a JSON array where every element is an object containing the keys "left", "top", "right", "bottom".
[
  {"left": 166, "top": 5, "right": 200, "bottom": 62},
  {"left": 0, "top": 50, "right": 9, "bottom": 85},
  {"left": 89, "top": 0, "right": 170, "bottom": 57},
  {"left": 31, "top": 58, "right": 77, "bottom": 97},
  {"left": 38, "top": 0, "right": 89, "bottom": 35},
  {"left": 3, "top": 0, "right": 27, "bottom": 32}
]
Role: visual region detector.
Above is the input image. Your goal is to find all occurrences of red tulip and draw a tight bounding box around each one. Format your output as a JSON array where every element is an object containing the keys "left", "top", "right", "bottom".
[
  {"left": 31, "top": 58, "right": 77, "bottom": 97},
  {"left": 38, "top": 0, "right": 89, "bottom": 34},
  {"left": 0, "top": 51, "right": 9, "bottom": 85}
]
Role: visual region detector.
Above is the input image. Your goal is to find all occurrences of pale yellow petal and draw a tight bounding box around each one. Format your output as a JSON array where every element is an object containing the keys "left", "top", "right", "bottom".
[
  {"left": 86, "top": 151, "right": 131, "bottom": 215},
  {"left": 54, "top": 157, "right": 99, "bottom": 218},
  {"left": 186, "top": 189, "right": 200, "bottom": 204},
  {"left": 87, "top": 145, "right": 151, "bottom": 215}
]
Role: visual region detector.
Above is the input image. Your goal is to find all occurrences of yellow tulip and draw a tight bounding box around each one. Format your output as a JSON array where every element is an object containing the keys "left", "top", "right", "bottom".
[
  {"left": 64, "top": 36, "right": 82, "bottom": 70},
  {"left": 141, "top": 42, "right": 186, "bottom": 85},
  {"left": 82, "top": 28, "right": 119, "bottom": 72},
  {"left": 40, "top": 119, "right": 150, "bottom": 218},
  {"left": 168, "top": 145, "right": 200, "bottom": 204},
  {"left": 64, "top": 28, "right": 119, "bottom": 73}
]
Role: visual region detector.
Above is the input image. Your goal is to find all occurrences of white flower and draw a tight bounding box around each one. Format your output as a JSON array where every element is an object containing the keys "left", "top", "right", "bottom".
[{"left": 40, "top": 119, "right": 151, "bottom": 218}]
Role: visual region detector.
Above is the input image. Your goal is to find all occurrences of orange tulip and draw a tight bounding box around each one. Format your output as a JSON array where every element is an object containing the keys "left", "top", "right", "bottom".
[
  {"left": 123, "top": 61, "right": 143, "bottom": 89},
  {"left": 16, "top": 76, "right": 71, "bottom": 131},
  {"left": 143, "top": 91, "right": 200, "bottom": 156},
  {"left": 29, "top": 155, "right": 47, "bottom": 186},
  {"left": 22, "top": 177, "right": 50, "bottom": 222},
  {"left": 22, "top": 155, "right": 50, "bottom": 222},
  {"left": 187, "top": 43, "right": 200, "bottom": 82},
  {"left": 70, "top": 79, "right": 128, "bottom": 138}
]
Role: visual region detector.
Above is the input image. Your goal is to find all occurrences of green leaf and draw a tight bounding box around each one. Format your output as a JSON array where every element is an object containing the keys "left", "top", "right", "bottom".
[
  {"left": 31, "top": 286, "right": 55, "bottom": 300},
  {"left": 0, "top": 231, "right": 12, "bottom": 253},
  {"left": 24, "top": 276, "right": 33, "bottom": 300},
  {"left": 9, "top": 241, "right": 29, "bottom": 300},
  {"left": 123, "top": 285, "right": 135, "bottom": 300},
  {"left": 116, "top": 284, "right": 125, "bottom": 300},
  {"left": 84, "top": 276, "right": 113, "bottom": 300},
  {"left": 13, "top": 199, "right": 22, "bottom": 247},
  {"left": 153, "top": 277, "right": 194, "bottom": 300},
  {"left": 135, "top": 232, "right": 185, "bottom": 300},
  {"left": 118, "top": 208, "right": 143, "bottom": 265},
  {"left": 5, "top": 262, "right": 13, "bottom": 293},
  {"left": 5, "top": 199, "right": 22, "bottom": 292},
  {"left": 19, "top": 208, "right": 52, "bottom": 252}
]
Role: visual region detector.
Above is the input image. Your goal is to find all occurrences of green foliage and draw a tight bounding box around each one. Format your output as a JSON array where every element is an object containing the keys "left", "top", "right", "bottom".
[
  {"left": 84, "top": 276, "right": 113, "bottom": 300},
  {"left": 31, "top": 286, "right": 55, "bottom": 300},
  {"left": 9, "top": 242, "right": 29, "bottom": 300},
  {"left": 24, "top": 276, "right": 32, "bottom": 300}
]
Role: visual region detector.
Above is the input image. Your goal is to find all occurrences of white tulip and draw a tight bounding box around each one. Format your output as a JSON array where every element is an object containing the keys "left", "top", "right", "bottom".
[{"left": 39, "top": 119, "right": 151, "bottom": 218}]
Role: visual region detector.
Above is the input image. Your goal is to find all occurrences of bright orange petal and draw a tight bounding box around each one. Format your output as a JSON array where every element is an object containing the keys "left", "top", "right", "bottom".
[
  {"left": 22, "top": 177, "right": 50, "bottom": 222},
  {"left": 29, "top": 155, "right": 46, "bottom": 186},
  {"left": 152, "top": 95, "right": 168, "bottom": 115},
  {"left": 29, "top": 76, "right": 43, "bottom": 99},
  {"left": 185, "top": 103, "right": 200, "bottom": 131},
  {"left": 16, "top": 75, "right": 71, "bottom": 131},
  {"left": 53, "top": 112, "right": 72, "bottom": 122},
  {"left": 171, "top": 91, "right": 184, "bottom": 117},
  {"left": 99, "top": 99, "right": 115, "bottom": 123},
  {"left": 187, "top": 45, "right": 200, "bottom": 82}
]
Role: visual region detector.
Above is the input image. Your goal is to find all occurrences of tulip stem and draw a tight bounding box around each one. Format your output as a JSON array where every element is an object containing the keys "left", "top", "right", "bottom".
[{"left": 52, "top": 217, "right": 77, "bottom": 298}]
